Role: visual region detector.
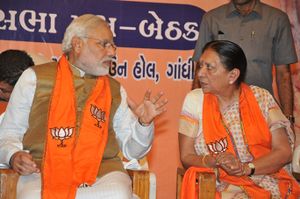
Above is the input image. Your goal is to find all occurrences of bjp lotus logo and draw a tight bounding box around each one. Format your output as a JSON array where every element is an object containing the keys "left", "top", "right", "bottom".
[
  {"left": 207, "top": 137, "right": 228, "bottom": 154},
  {"left": 90, "top": 104, "right": 106, "bottom": 128},
  {"left": 50, "top": 127, "right": 74, "bottom": 147}
]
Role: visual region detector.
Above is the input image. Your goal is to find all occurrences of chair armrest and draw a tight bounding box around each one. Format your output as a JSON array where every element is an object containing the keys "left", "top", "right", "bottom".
[
  {"left": 127, "top": 169, "right": 150, "bottom": 199},
  {"left": 176, "top": 167, "right": 216, "bottom": 199},
  {"left": 292, "top": 145, "right": 300, "bottom": 180},
  {"left": 176, "top": 168, "right": 185, "bottom": 199},
  {"left": 197, "top": 171, "right": 216, "bottom": 199},
  {"left": 293, "top": 145, "right": 300, "bottom": 173},
  {"left": 0, "top": 168, "right": 19, "bottom": 199},
  {"left": 0, "top": 168, "right": 154, "bottom": 199}
]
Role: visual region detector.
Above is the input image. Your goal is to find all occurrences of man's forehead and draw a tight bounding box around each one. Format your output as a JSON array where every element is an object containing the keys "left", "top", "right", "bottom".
[{"left": 87, "top": 25, "right": 113, "bottom": 38}]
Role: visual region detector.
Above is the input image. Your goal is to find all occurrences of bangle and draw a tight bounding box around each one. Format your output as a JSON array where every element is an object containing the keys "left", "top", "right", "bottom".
[
  {"left": 201, "top": 155, "right": 208, "bottom": 167},
  {"left": 286, "top": 115, "right": 295, "bottom": 124},
  {"left": 138, "top": 117, "right": 150, "bottom": 127},
  {"left": 242, "top": 163, "right": 248, "bottom": 176}
]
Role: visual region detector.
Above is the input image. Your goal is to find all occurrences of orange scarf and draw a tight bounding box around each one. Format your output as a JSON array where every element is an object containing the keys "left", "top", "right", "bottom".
[
  {"left": 42, "top": 54, "right": 111, "bottom": 199},
  {"left": 181, "top": 83, "right": 300, "bottom": 199}
]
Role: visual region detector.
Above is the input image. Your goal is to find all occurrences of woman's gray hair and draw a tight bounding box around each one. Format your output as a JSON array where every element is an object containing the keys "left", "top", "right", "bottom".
[{"left": 62, "top": 14, "right": 107, "bottom": 53}]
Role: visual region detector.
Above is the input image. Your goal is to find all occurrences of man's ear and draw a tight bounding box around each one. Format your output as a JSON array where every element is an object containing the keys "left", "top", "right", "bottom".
[
  {"left": 228, "top": 68, "right": 240, "bottom": 84},
  {"left": 71, "top": 36, "right": 83, "bottom": 53},
  {"left": 0, "top": 81, "right": 13, "bottom": 102}
]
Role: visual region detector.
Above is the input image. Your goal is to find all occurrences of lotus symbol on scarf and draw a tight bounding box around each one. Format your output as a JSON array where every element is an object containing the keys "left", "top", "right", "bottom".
[
  {"left": 51, "top": 127, "right": 74, "bottom": 147},
  {"left": 90, "top": 104, "right": 106, "bottom": 128},
  {"left": 207, "top": 137, "right": 228, "bottom": 154}
]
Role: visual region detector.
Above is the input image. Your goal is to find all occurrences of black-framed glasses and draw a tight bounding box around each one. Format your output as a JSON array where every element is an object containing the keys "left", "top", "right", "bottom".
[{"left": 83, "top": 37, "right": 117, "bottom": 51}]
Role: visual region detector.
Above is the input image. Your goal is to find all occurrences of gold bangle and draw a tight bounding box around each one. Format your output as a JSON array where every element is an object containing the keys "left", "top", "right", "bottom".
[
  {"left": 201, "top": 155, "right": 208, "bottom": 167},
  {"left": 242, "top": 163, "right": 246, "bottom": 176}
]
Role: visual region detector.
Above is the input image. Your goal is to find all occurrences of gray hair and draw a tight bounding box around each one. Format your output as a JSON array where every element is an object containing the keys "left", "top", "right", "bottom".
[{"left": 62, "top": 14, "right": 107, "bottom": 53}]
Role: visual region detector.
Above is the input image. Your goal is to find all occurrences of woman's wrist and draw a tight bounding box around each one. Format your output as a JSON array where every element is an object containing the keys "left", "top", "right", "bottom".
[
  {"left": 285, "top": 115, "right": 295, "bottom": 124},
  {"left": 201, "top": 155, "right": 208, "bottom": 167},
  {"left": 242, "top": 162, "right": 255, "bottom": 176}
]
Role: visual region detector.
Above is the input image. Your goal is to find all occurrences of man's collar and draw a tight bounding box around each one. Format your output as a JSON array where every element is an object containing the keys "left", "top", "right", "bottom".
[
  {"left": 68, "top": 61, "right": 85, "bottom": 77},
  {"left": 226, "top": 0, "right": 262, "bottom": 18}
]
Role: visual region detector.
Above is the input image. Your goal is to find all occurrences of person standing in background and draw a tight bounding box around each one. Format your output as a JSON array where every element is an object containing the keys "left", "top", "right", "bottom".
[
  {"left": 279, "top": 0, "right": 300, "bottom": 145},
  {"left": 192, "top": 0, "right": 297, "bottom": 124}
]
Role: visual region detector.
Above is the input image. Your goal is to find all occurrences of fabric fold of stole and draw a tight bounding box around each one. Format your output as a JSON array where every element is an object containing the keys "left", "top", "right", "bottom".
[
  {"left": 181, "top": 83, "right": 300, "bottom": 198},
  {"left": 0, "top": 101, "right": 8, "bottom": 114},
  {"left": 42, "top": 54, "right": 111, "bottom": 199}
]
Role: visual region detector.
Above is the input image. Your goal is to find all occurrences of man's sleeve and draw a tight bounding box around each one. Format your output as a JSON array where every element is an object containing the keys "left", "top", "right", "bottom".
[
  {"left": 273, "top": 13, "right": 298, "bottom": 65},
  {"left": 192, "top": 14, "right": 212, "bottom": 62},
  {"left": 113, "top": 86, "right": 154, "bottom": 160},
  {"left": 0, "top": 68, "right": 36, "bottom": 165}
]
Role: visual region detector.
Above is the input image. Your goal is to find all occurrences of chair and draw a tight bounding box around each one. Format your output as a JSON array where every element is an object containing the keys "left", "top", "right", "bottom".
[
  {"left": 0, "top": 169, "right": 19, "bottom": 199},
  {"left": 121, "top": 154, "right": 156, "bottom": 199},
  {"left": 292, "top": 145, "right": 300, "bottom": 180},
  {"left": 176, "top": 168, "right": 216, "bottom": 199},
  {"left": 0, "top": 168, "right": 154, "bottom": 199},
  {"left": 128, "top": 169, "right": 152, "bottom": 199}
]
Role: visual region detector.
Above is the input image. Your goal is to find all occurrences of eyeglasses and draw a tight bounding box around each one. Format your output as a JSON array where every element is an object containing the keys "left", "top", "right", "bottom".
[{"left": 83, "top": 37, "right": 117, "bottom": 51}]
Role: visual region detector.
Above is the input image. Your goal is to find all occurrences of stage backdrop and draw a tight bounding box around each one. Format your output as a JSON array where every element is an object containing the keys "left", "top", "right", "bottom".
[{"left": 1, "top": 0, "right": 299, "bottom": 198}]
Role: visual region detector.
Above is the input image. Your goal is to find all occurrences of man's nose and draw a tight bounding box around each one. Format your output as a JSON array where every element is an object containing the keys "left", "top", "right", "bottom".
[
  {"left": 198, "top": 66, "right": 207, "bottom": 77},
  {"left": 105, "top": 44, "right": 117, "bottom": 57}
]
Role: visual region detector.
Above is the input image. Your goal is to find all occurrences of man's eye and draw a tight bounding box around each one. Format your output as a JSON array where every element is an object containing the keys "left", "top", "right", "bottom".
[
  {"left": 198, "top": 62, "right": 204, "bottom": 68},
  {"left": 97, "top": 42, "right": 104, "bottom": 47},
  {"left": 104, "top": 42, "right": 111, "bottom": 47},
  {"left": 207, "top": 64, "right": 214, "bottom": 70}
]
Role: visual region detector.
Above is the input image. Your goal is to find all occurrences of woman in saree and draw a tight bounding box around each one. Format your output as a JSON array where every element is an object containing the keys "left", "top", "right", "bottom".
[{"left": 179, "top": 40, "right": 300, "bottom": 198}]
